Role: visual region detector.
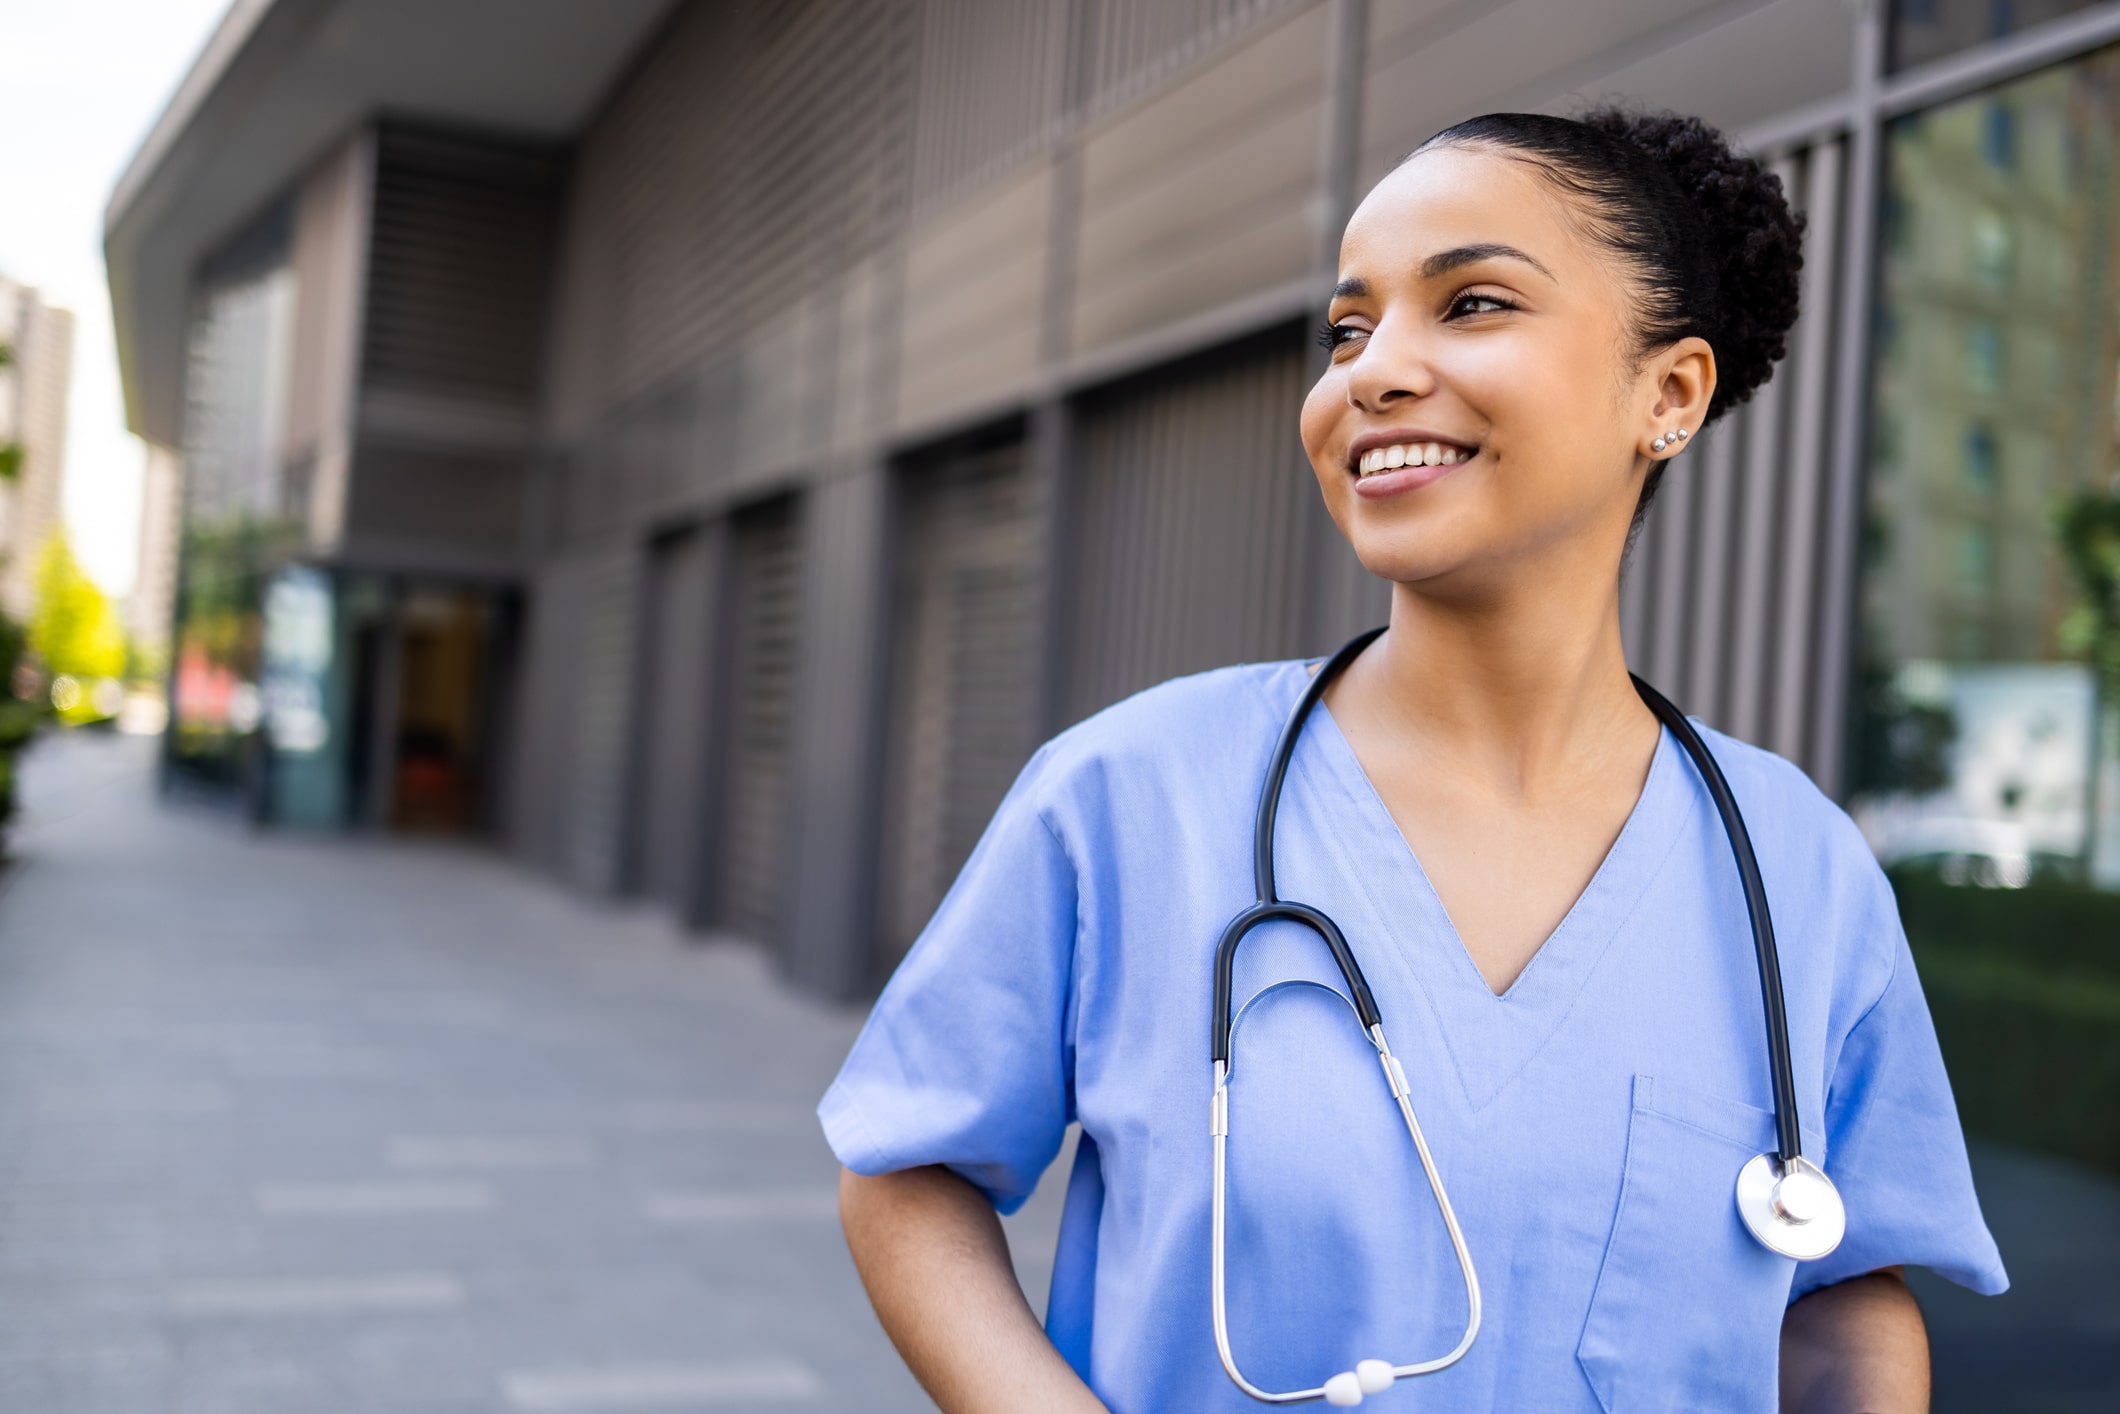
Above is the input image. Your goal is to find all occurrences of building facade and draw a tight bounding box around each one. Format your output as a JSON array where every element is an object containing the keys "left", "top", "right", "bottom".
[
  {"left": 106, "top": 0, "right": 2120, "bottom": 1194},
  {"left": 0, "top": 277, "right": 75, "bottom": 625},
  {"left": 128, "top": 442, "right": 182, "bottom": 658}
]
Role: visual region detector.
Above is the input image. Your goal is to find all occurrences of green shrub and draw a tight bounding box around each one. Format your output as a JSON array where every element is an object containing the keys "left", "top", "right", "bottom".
[
  {"left": 0, "top": 697, "right": 36, "bottom": 753},
  {"left": 1890, "top": 869, "right": 2120, "bottom": 1177}
]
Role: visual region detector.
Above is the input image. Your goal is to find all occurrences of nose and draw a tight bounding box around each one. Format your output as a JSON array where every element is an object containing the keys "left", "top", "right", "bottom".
[{"left": 1343, "top": 315, "right": 1435, "bottom": 414}]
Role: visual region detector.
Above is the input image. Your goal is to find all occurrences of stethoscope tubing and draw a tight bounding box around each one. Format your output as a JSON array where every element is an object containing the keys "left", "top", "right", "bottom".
[
  {"left": 1211, "top": 979, "right": 1482, "bottom": 1401},
  {"left": 1209, "top": 627, "right": 1807, "bottom": 1163},
  {"left": 1628, "top": 675, "right": 1804, "bottom": 1167},
  {"left": 1208, "top": 629, "right": 1823, "bottom": 1402}
]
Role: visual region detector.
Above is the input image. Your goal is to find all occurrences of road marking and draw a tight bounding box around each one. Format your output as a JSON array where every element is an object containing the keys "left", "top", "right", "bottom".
[
  {"left": 255, "top": 1183, "right": 493, "bottom": 1214},
  {"left": 621, "top": 1100, "right": 813, "bottom": 1133},
  {"left": 388, "top": 1136, "right": 591, "bottom": 1169},
  {"left": 641, "top": 1190, "right": 839, "bottom": 1223},
  {"left": 171, "top": 1273, "right": 464, "bottom": 1317},
  {"left": 501, "top": 1362, "right": 823, "bottom": 1409}
]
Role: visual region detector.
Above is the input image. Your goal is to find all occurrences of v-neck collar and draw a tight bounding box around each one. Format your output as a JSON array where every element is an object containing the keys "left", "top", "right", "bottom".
[{"left": 1258, "top": 659, "right": 1700, "bottom": 1114}]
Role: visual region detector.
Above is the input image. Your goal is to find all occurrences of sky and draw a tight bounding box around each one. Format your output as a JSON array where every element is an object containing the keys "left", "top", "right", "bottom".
[{"left": 0, "top": 0, "right": 234, "bottom": 598}]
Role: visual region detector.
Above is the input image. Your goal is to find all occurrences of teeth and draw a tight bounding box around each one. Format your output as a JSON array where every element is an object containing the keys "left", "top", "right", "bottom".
[{"left": 1354, "top": 441, "right": 1474, "bottom": 477}]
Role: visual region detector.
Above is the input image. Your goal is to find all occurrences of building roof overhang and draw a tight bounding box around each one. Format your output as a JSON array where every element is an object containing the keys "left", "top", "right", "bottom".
[{"left": 105, "top": 0, "right": 675, "bottom": 446}]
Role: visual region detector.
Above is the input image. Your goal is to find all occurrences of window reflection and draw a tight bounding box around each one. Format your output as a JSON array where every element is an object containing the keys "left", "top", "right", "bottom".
[
  {"left": 1858, "top": 48, "right": 2120, "bottom": 1176},
  {"left": 1891, "top": 0, "right": 2107, "bottom": 73},
  {"left": 173, "top": 236, "right": 299, "bottom": 793}
]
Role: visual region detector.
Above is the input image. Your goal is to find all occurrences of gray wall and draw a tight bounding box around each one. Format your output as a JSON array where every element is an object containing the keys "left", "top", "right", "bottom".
[{"left": 345, "top": 127, "right": 564, "bottom": 578}]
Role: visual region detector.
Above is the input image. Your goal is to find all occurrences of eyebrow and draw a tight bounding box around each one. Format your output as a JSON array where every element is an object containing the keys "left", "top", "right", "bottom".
[
  {"left": 1331, "top": 243, "right": 1556, "bottom": 302},
  {"left": 1423, "top": 242, "right": 1555, "bottom": 282}
]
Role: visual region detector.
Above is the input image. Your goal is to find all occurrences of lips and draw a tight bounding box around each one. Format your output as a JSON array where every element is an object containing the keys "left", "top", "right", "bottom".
[
  {"left": 1341, "top": 429, "right": 1479, "bottom": 496},
  {"left": 1353, "top": 440, "right": 1474, "bottom": 477}
]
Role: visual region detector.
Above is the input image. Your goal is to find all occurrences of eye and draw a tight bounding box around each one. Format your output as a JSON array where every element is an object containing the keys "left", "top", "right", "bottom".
[
  {"left": 1447, "top": 291, "right": 1517, "bottom": 319},
  {"left": 1315, "top": 320, "right": 1368, "bottom": 351}
]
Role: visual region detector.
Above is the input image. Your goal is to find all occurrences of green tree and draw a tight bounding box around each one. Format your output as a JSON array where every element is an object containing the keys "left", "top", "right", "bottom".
[
  {"left": 2058, "top": 491, "right": 2120, "bottom": 881},
  {"left": 0, "top": 341, "right": 17, "bottom": 483},
  {"left": 29, "top": 534, "right": 126, "bottom": 722},
  {"left": 0, "top": 591, "right": 36, "bottom": 831},
  {"left": 2058, "top": 491, "right": 2120, "bottom": 699}
]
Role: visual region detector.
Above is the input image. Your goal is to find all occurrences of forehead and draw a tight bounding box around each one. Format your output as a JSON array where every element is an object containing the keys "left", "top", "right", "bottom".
[{"left": 1339, "top": 143, "right": 1589, "bottom": 281}]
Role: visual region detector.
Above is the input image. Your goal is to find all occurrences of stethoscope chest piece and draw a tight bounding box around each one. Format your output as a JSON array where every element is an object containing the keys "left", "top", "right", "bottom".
[{"left": 1735, "top": 1153, "right": 1845, "bottom": 1261}]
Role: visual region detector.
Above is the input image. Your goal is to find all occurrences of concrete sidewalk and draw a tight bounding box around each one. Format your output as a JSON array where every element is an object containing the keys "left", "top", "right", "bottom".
[
  {"left": 1915, "top": 1140, "right": 2120, "bottom": 1413},
  {"left": 0, "top": 732, "right": 1078, "bottom": 1412}
]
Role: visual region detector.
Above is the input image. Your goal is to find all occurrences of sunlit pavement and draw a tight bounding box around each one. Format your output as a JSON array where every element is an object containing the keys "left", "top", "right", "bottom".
[
  {"left": 2, "top": 733, "right": 2114, "bottom": 1412},
  {"left": 0, "top": 731, "right": 1071, "bottom": 1413}
]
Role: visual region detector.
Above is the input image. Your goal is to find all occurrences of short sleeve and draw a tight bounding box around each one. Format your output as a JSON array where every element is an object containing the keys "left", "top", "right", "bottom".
[
  {"left": 1791, "top": 880, "right": 2009, "bottom": 1299},
  {"left": 817, "top": 747, "right": 1076, "bottom": 1215}
]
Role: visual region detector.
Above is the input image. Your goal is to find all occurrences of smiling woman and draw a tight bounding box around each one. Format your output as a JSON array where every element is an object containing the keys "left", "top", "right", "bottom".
[{"left": 825, "top": 107, "right": 2004, "bottom": 1414}]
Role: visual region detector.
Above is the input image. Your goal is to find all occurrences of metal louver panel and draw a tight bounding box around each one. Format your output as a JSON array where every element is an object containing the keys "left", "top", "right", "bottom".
[
  {"left": 628, "top": 525, "right": 721, "bottom": 919},
  {"left": 714, "top": 497, "right": 805, "bottom": 947},
  {"left": 876, "top": 433, "right": 1040, "bottom": 973},
  {"left": 545, "top": 0, "right": 915, "bottom": 434},
  {"left": 908, "top": 0, "right": 1070, "bottom": 213},
  {"left": 1079, "top": 0, "right": 1319, "bottom": 122},
  {"left": 512, "top": 547, "right": 638, "bottom": 891},
  {"left": 362, "top": 127, "right": 562, "bottom": 401},
  {"left": 1620, "top": 139, "right": 1847, "bottom": 784},
  {"left": 1062, "top": 326, "right": 1320, "bottom": 724}
]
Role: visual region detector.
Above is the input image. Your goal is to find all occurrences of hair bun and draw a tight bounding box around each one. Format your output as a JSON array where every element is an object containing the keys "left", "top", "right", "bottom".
[{"left": 1580, "top": 107, "right": 1805, "bottom": 416}]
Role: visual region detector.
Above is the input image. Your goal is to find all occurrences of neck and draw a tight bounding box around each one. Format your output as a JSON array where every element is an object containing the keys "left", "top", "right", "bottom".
[{"left": 1353, "top": 569, "right": 1655, "bottom": 800}]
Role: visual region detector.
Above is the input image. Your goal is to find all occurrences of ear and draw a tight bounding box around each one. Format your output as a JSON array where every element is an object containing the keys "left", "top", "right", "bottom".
[{"left": 1639, "top": 337, "right": 1716, "bottom": 459}]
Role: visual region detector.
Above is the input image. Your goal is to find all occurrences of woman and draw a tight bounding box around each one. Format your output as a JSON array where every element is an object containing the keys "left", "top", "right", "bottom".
[{"left": 822, "top": 109, "right": 2005, "bottom": 1413}]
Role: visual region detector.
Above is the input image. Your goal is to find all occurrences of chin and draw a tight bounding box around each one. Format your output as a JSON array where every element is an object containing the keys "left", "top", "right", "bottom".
[
  {"left": 1338, "top": 529, "right": 1480, "bottom": 591},
  {"left": 1322, "top": 492, "right": 1479, "bottom": 588}
]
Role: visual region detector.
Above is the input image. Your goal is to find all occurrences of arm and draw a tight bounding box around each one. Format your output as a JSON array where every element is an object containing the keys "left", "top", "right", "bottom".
[
  {"left": 1779, "top": 1267, "right": 1929, "bottom": 1414},
  {"left": 840, "top": 1165, "right": 1110, "bottom": 1414}
]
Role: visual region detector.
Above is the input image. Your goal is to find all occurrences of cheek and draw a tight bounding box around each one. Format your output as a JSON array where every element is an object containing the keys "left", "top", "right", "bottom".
[
  {"left": 1458, "top": 338, "right": 1624, "bottom": 490},
  {"left": 1453, "top": 337, "right": 1588, "bottom": 433},
  {"left": 1298, "top": 372, "right": 1341, "bottom": 467}
]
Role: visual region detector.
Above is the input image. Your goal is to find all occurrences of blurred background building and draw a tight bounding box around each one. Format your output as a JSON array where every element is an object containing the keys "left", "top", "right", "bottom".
[
  {"left": 0, "top": 275, "right": 76, "bottom": 625},
  {"left": 103, "top": 0, "right": 2120, "bottom": 1200}
]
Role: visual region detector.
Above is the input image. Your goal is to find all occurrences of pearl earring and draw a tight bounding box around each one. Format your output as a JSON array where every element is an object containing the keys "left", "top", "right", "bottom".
[{"left": 1652, "top": 428, "right": 1689, "bottom": 454}]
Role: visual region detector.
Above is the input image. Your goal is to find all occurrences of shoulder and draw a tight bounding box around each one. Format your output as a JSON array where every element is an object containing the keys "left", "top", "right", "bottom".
[
  {"left": 1687, "top": 724, "right": 1876, "bottom": 873},
  {"left": 1017, "top": 660, "right": 1306, "bottom": 821},
  {"left": 1044, "top": 660, "right": 1303, "bottom": 766},
  {"left": 1686, "top": 723, "right": 1901, "bottom": 1002}
]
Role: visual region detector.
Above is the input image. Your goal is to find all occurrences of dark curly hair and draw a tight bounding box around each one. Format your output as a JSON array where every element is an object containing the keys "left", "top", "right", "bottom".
[{"left": 1411, "top": 107, "right": 1805, "bottom": 519}]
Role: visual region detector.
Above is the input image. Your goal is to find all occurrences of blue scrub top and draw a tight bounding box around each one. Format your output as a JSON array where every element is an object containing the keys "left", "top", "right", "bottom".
[{"left": 821, "top": 661, "right": 2006, "bottom": 1413}]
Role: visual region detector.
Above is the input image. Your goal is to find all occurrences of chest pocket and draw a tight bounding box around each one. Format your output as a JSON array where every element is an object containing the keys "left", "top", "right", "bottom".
[{"left": 1577, "top": 1075, "right": 1814, "bottom": 1413}]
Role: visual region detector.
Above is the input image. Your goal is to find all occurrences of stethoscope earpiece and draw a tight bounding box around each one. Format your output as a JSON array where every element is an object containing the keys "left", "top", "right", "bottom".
[{"left": 1322, "top": 1360, "right": 1396, "bottom": 1405}]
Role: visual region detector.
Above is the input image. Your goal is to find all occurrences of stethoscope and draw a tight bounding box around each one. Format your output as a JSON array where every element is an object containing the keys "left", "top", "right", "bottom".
[{"left": 1209, "top": 628, "right": 1845, "bottom": 1407}]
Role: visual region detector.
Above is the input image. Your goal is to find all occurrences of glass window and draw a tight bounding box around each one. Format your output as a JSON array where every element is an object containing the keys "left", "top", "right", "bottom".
[
  {"left": 1963, "top": 423, "right": 2000, "bottom": 492},
  {"left": 1967, "top": 319, "right": 2006, "bottom": 392},
  {"left": 1858, "top": 47, "right": 2120, "bottom": 1196},
  {"left": 1984, "top": 102, "right": 2017, "bottom": 168},
  {"left": 172, "top": 257, "right": 298, "bottom": 794},
  {"left": 1970, "top": 205, "right": 2014, "bottom": 288},
  {"left": 1890, "top": 0, "right": 2106, "bottom": 72}
]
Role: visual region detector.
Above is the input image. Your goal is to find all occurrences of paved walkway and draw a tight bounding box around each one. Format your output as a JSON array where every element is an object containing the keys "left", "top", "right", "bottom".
[
  {"left": 1915, "top": 1141, "right": 2120, "bottom": 1412},
  {"left": 0, "top": 732, "right": 1076, "bottom": 1412},
  {"left": 2, "top": 732, "right": 2113, "bottom": 1411}
]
